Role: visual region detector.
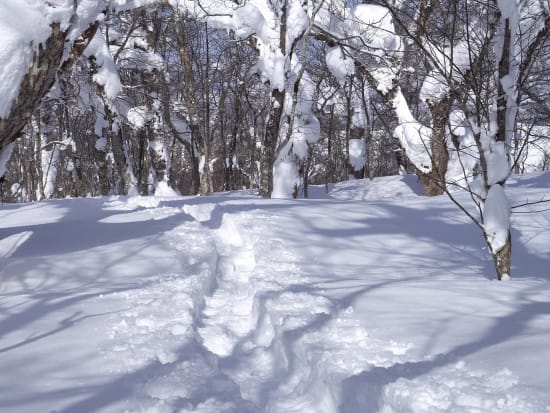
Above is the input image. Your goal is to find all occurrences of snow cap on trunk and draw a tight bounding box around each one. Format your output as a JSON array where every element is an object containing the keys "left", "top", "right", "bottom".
[
  {"left": 483, "top": 184, "right": 510, "bottom": 253},
  {"left": 392, "top": 90, "right": 432, "bottom": 172},
  {"left": 84, "top": 31, "right": 122, "bottom": 100},
  {"left": 272, "top": 159, "right": 299, "bottom": 199}
]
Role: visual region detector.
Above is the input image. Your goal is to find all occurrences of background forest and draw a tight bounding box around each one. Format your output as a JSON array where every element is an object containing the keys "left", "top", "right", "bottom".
[{"left": 2, "top": 0, "right": 549, "bottom": 204}]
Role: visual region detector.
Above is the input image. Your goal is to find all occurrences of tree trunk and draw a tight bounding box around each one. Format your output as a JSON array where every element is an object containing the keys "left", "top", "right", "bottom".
[
  {"left": 0, "top": 21, "right": 100, "bottom": 153},
  {"left": 490, "top": 230, "right": 512, "bottom": 280},
  {"left": 260, "top": 89, "right": 284, "bottom": 198}
]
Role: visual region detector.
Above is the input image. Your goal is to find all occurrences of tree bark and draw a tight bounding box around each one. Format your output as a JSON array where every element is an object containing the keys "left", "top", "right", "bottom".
[
  {"left": 0, "top": 24, "right": 65, "bottom": 153},
  {"left": 0, "top": 21, "right": 100, "bottom": 153}
]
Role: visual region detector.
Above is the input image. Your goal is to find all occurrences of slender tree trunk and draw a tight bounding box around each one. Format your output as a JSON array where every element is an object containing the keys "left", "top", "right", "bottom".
[
  {"left": 418, "top": 98, "right": 452, "bottom": 196},
  {"left": 173, "top": 9, "right": 212, "bottom": 195},
  {"left": 260, "top": 89, "right": 284, "bottom": 198},
  {"left": 489, "top": 15, "right": 513, "bottom": 280}
]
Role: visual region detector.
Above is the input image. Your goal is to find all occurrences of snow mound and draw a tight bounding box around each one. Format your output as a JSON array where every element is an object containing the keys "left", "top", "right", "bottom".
[{"left": 322, "top": 174, "right": 425, "bottom": 200}]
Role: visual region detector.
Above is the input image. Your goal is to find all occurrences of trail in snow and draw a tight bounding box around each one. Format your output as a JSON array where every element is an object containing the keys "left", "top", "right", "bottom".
[
  {"left": 196, "top": 209, "right": 415, "bottom": 413},
  {"left": 96, "top": 208, "right": 257, "bottom": 413},
  {"left": 195, "top": 202, "right": 548, "bottom": 412}
]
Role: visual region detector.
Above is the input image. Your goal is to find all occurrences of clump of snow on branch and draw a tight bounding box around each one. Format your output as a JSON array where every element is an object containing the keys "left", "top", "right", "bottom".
[
  {"left": 372, "top": 67, "right": 396, "bottom": 94},
  {"left": 232, "top": 3, "right": 269, "bottom": 40},
  {"left": 286, "top": 0, "right": 309, "bottom": 47},
  {"left": 325, "top": 47, "right": 355, "bottom": 83},
  {"left": 445, "top": 110, "right": 479, "bottom": 186},
  {"left": 392, "top": 91, "right": 432, "bottom": 171},
  {"left": 348, "top": 4, "right": 402, "bottom": 56},
  {"left": 41, "top": 145, "right": 61, "bottom": 200},
  {"left": 95, "top": 137, "right": 108, "bottom": 151},
  {"left": 231, "top": 1, "right": 289, "bottom": 91},
  {"left": 127, "top": 106, "right": 150, "bottom": 130},
  {"left": 84, "top": 31, "right": 122, "bottom": 100},
  {"left": 420, "top": 72, "right": 449, "bottom": 103},
  {"left": 486, "top": 142, "right": 511, "bottom": 185}
]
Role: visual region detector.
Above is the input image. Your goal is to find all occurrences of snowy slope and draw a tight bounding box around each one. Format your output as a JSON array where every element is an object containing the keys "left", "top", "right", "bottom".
[{"left": 1, "top": 173, "right": 549, "bottom": 412}]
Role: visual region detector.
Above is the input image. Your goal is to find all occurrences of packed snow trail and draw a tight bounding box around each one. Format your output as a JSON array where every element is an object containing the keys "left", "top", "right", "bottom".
[
  {"left": 195, "top": 209, "right": 416, "bottom": 413},
  {"left": 1, "top": 174, "right": 550, "bottom": 412}
]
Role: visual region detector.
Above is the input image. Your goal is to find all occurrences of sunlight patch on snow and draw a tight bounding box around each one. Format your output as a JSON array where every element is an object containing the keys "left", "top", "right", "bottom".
[
  {"left": 0, "top": 231, "right": 32, "bottom": 259},
  {"left": 183, "top": 203, "right": 217, "bottom": 223},
  {"left": 103, "top": 195, "right": 162, "bottom": 210},
  {"left": 0, "top": 202, "right": 69, "bottom": 227},
  {"left": 99, "top": 207, "right": 181, "bottom": 223}
]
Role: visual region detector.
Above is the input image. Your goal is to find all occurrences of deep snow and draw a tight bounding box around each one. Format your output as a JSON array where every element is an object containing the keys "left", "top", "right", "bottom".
[{"left": 1, "top": 173, "right": 549, "bottom": 412}]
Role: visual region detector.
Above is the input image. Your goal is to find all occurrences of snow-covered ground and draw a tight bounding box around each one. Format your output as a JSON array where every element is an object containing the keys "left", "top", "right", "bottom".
[{"left": 1, "top": 173, "right": 549, "bottom": 413}]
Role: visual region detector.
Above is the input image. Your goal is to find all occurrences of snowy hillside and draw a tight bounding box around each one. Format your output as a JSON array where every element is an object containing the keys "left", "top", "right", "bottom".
[{"left": 1, "top": 173, "right": 549, "bottom": 412}]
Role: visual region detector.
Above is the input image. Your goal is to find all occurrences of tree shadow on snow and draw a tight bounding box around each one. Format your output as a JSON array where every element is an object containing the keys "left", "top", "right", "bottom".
[{"left": 339, "top": 296, "right": 550, "bottom": 412}]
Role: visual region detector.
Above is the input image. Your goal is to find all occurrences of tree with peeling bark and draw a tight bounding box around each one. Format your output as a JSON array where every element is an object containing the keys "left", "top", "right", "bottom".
[{"left": 0, "top": 1, "right": 154, "bottom": 181}]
